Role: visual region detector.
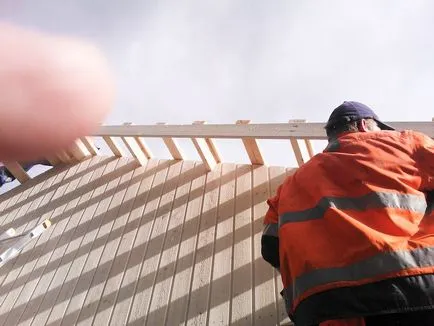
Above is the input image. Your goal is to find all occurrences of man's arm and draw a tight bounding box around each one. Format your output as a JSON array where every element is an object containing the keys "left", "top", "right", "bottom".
[{"left": 261, "top": 185, "right": 281, "bottom": 269}]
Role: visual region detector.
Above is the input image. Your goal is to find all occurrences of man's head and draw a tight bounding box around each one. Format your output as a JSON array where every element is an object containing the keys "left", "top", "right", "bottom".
[{"left": 325, "top": 101, "right": 394, "bottom": 140}]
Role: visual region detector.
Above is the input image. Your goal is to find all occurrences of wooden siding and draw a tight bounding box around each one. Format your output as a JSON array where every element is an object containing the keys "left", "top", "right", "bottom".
[{"left": 0, "top": 156, "right": 295, "bottom": 326}]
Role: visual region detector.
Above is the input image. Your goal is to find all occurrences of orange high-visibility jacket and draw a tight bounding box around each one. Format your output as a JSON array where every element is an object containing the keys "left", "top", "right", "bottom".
[{"left": 263, "top": 130, "right": 434, "bottom": 325}]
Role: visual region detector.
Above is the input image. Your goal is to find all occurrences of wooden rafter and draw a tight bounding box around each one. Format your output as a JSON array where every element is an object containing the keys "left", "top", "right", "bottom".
[
  {"left": 56, "top": 150, "right": 73, "bottom": 164},
  {"left": 80, "top": 136, "right": 99, "bottom": 156},
  {"left": 236, "top": 120, "right": 264, "bottom": 165},
  {"left": 193, "top": 121, "right": 222, "bottom": 163},
  {"left": 122, "top": 137, "right": 148, "bottom": 166},
  {"left": 102, "top": 136, "right": 124, "bottom": 157},
  {"left": 4, "top": 162, "right": 30, "bottom": 183},
  {"left": 157, "top": 123, "right": 185, "bottom": 160},
  {"left": 68, "top": 139, "right": 91, "bottom": 161}
]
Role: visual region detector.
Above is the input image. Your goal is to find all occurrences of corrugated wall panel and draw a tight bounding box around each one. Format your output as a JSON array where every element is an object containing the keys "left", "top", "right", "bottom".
[{"left": 0, "top": 157, "right": 293, "bottom": 326}]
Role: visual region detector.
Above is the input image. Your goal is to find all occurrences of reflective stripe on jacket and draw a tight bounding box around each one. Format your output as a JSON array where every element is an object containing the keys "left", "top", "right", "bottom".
[{"left": 263, "top": 130, "right": 434, "bottom": 325}]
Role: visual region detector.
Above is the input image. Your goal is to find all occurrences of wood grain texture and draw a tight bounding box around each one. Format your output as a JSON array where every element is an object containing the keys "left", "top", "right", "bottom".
[{"left": 0, "top": 157, "right": 294, "bottom": 326}]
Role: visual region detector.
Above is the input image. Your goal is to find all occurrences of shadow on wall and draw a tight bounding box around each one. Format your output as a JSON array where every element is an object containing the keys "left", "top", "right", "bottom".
[{"left": 0, "top": 156, "right": 295, "bottom": 326}]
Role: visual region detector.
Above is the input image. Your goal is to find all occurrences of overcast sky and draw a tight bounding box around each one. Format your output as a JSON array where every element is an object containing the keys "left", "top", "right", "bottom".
[{"left": 0, "top": 0, "right": 433, "bottom": 191}]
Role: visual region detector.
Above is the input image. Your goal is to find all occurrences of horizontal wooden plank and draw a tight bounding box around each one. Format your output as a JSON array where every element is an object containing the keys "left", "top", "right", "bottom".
[{"left": 93, "top": 122, "right": 433, "bottom": 139}]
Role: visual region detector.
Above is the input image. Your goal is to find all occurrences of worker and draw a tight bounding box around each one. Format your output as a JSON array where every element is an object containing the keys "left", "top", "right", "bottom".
[{"left": 261, "top": 101, "right": 434, "bottom": 326}]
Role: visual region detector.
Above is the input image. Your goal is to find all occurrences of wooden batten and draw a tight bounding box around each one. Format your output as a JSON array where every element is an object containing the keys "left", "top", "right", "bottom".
[
  {"left": 193, "top": 121, "right": 222, "bottom": 163},
  {"left": 102, "top": 136, "right": 124, "bottom": 157},
  {"left": 80, "top": 136, "right": 99, "bottom": 156},
  {"left": 191, "top": 121, "right": 218, "bottom": 171},
  {"left": 304, "top": 139, "right": 315, "bottom": 158},
  {"left": 288, "top": 120, "right": 306, "bottom": 166},
  {"left": 68, "top": 139, "right": 91, "bottom": 161},
  {"left": 56, "top": 150, "right": 73, "bottom": 164},
  {"left": 122, "top": 137, "right": 148, "bottom": 166},
  {"left": 157, "top": 123, "right": 185, "bottom": 160},
  {"left": 4, "top": 162, "right": 30, "bottom": 183},
  {"left": 46, "top": 156, "right": 60, "bottom": 166},
  {"left": 134, "top": 137, "right": 153, "bottom": 159},
  {"left": 236, "top": 120, "right": 265, "bottom": 165}
]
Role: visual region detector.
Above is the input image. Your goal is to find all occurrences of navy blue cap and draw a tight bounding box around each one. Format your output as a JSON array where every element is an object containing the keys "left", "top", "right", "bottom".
[{"left": 325, "top": 101, "right": 394, "bottom": 131}]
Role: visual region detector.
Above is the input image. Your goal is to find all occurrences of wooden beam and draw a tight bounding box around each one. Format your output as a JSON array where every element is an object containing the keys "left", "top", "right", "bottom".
[
  {"left": 122, "top": 137, "right": 148, "bottom": 166},
  {"left": 46, "top": 156, "right": 60, "bottom": 166},
  {"left": 122, "top": 122, "right": 152, "bottom": 159},
  {"left": 4, "top": 162, "right": 30, "bottom": 183},
  {"left": 288, "top": 120, "right": 305, "bottom": 167},
  {"left": 134, "top": 137, "right": 153, "bottom": 159},
  {"left": 236, "top": 120, "right": 264, "bottom": 165},
  {"left": 193, "top": 121, "right": 222, "bottom": 163},
  {"left": 304, "top": 139, "right": 315, "bottom": 158},
  {"left": 102, "top": 136, "right": 124, "bottom": 157},
  {"left": 191, "top": 137, "right": 217, "bottom": 172},
  {"left": 80, "top": 136, "right": 98, "bottom": 156},
  {"left": 56, "top": 150, "right": 73, "bottom": 163},
  {"left": 94, "top": 121, "right": 434, "bottom": 139},
  {"left": 157, "top": 122, "right": 185, "bottom": 160},
  {"left": 67, "top": 139, "right": 91, "bottom": 161},
  {"left": 290, "top": 138, "right": 304, "bottom": 167}
]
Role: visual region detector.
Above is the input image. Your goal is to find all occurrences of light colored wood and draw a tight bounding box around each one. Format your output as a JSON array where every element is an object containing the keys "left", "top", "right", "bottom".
[
  {"left": 42, "top": 158, "right": 132, "bottom": 326},
  {"left": 46, "top": 156, "right": 60, "bottom": 166},
  {"left": 288, "top": 120, "right": 306, "bottom": 167},
  {"left": 157, "top": 122, "right": 185, "bottom": 160},
  {"left": 186, "top": 164, "right": 222, "bottom": 326},
  {"left": 108, "top": 159, "right": 160, "bottom": 325},
  {"left": 0, "top": 161, "right": 84, "bottom": 324},
  {"left": 67, "top": 139, "right": 91, "bottom": 161},
  {"left": 208, "top": 163, "right": 236, "bottom": 325},
  {"left": 80, "top": 160, "right": 144, "bottom": 326},
  {"left": 126, "top": 160, "right": 173, "bottom": 324},
  {"left": 46, "top": 158, "right": 133, "bottom": 326},
  {"left": 145, "top": 161, "right": 197, "bottom": 325},
  {"left": 0, "top": 158, "right": 293, "bottom": 326},
  {"left": 128, "top": 161, "right": 183, "bottom": 325},
  {"left": 191, "top": 126, "right": 218, "bottom": 172},
  {"left": 237, "top": 120, "right": 265, "bottom": 165},
  {"left": 290, "top": 138, "right": 304, "bottom": 167},
  {"left": 122, "top": 123, "right": 153, "bottom": 159},
  {"left": 193, "top": 121, "right": 222, "bottom": 163},
  {"left": 4, "top": 162, "right": 30, "bottom": 183},
  {"left": 103, "top": 136, "right": 124, "bottom": 157},
  {"left": 134, "top": 137, "right": 153, "bottom": 159},
  {"left": 68, "top": 158, "right": 137, "bottom": 326},
  {"left": 22, "top": 156, "right": 109, "bottom": 326},
  {"left": 164, "top": 163, "right": 207, "bottom": 326},
  {"left": 94, "top": 121, "right": 434, "bottom": 139},
  {"left": 269, "top": 166, "right": 292, "bottom": 325},
  {"left": 252, "top": 165, "right": 278, "bottom": 325},
  {"left": 56, "top": 150, "right": 73, "bottom": 164},
  {"left": 3, "top": 158, "right": 97, "bottom": 326},
  {"left": 122, "top": 137, "right": 148, "bottom": 166},
  {"left": 91, "top": 160, "right": 152, "bottom": 325},
  {"left": 305, "top": 139, "right": 315, "bottom": 158},
  {"left": 231, "top": 164, "right": 253, "bottom": 325},
  {"left": 80, "top": 137, "right": 99, "bottom": 156}
]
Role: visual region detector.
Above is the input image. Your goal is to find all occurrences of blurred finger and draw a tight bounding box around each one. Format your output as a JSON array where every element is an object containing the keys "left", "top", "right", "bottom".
[{"left": 0, "top": 23, "right": 114, "bottom": 161}]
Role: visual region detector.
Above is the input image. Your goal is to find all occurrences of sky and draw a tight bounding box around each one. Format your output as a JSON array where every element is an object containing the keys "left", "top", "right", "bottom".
[{"left": 0, "top": 0, "right": 433, "bottom": 191}]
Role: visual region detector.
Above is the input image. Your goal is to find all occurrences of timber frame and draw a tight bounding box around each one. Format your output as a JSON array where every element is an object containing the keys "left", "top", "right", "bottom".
[{"left": 4, "top": 119, "right": 434, "bottom": 186}]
